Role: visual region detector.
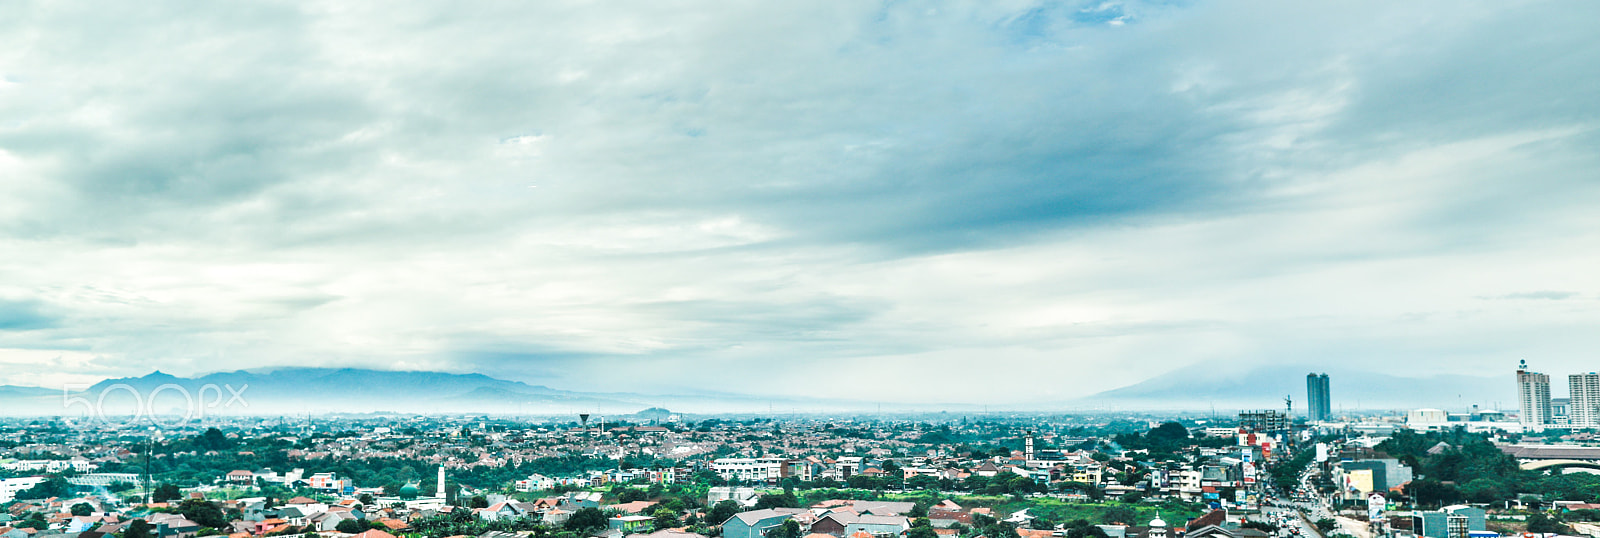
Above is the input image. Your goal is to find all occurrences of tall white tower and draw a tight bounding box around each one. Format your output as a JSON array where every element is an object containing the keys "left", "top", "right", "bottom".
[
  {"left": 1570, "top": 373, "right": 1600, "bottom": 428},
  {"left": 437, "top": 465, "right": 446, "bottom": 499},
  {"left": 1024, "top": 431, "right": 1034, "bottom": 461},
  {"left": 1518, "top": 360, "right": 1552, "bottom": 430}
]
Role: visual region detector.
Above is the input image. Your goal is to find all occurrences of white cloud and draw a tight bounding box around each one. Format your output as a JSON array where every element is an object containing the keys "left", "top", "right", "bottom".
[{"left": 0, "top": 0, "right": 1597, "bottom": 405}]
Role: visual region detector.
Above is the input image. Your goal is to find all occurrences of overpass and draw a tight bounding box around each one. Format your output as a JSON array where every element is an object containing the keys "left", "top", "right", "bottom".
[
  {"left": 67, "top": 473, "right": 141, "bottom": 487},
  {"left": 1502, "top": 445, "right": 1600, "bottom": 472},
  {"left": 1520, "top": 459, "right": 1600, "bottom": 472}
]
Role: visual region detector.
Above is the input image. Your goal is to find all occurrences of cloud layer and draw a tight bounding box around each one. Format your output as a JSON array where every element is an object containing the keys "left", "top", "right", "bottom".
[{"left": 1, "top": 0, "right": 1598, "bottom": 405}]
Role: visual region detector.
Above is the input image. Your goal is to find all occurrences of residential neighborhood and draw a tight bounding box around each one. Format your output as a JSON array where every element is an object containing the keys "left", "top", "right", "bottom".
[{"left": 6, "top": 401, "right": 1600, "bottom": 538}]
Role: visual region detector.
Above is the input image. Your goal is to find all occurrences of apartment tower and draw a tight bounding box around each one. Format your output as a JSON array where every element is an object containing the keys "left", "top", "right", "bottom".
[
  {"left": 1570, "top": 373, "right": 1600, "bottom": 429},
  {"left": 1517, "top": 360, "right": 1552, "bottom": 428}
]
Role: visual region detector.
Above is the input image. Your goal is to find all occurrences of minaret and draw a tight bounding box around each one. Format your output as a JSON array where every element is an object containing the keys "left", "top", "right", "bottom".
[
  {"left": 1024, "top": 431, "right": 1034, "bottom": 461},
  {"left": 437, "top": 465, "right": 446, "bottom": 499}
]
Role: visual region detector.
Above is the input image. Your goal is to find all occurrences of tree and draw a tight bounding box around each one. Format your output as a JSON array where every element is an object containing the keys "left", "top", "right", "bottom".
[
  {"left": 1102, "top": 506, "right": 1138, "bottom": 525},
  {"left": 653, "top": 508, "right": 682, "bottom": 530},
  {"left": 16, "top": 476, "right": 72, "bottom": 500},
  {"left": 469, "top": 496, "right": 490, "bottom": 509},
  {"left": 1241, "top": 521, "right": 1279, "bottom": 533},
  {"left": 153, "top": 483, "right": 184, "bottom": 503},
  {"left": 198, "top": 428, "right": 232, "bottom": 451},
  {"left": 1461, "top": 478, "right": 1506, "bottom": 504},
  {"left": 358, "top": 493, "right": 375, "bottom": 506},
  {"left": 180, "top": 498, "right": 229, "bottom": 529},
  {"left": 1405, "top": 479, "right": 1461, "bottom": 508},
  {"left": 565, "top": 507, "right": 609, "bottom": 534},
  {"left": 847, "top": 475, "right": 887, "bottom": 490},
  {"left": 71, "top": 503, "right": 94, "bottom": 516},
  {"left": 1315, "top": 519, "right": 1336, "bottom": 533},
  {"left": 615, "top": 487, "right": 649, "bottom": 503},
  {"left": 972, "top": 514, "right": 1020, "bottom": 538},
  {"left": 20, "top": 514, "right": 48, "bottom": 532},
  {"left": 707, "top": 500, "right": 741, "bottom": 526},
  {"left": 1567, "top": 510, "right": 1600, "bottom": 523},
  {"left": 755, "top": 493, "right": 798, "bottom": 509},
  {"left": 1149, "top": 422, "right": 1190, "bottom": 442},
  {"left": 1064, "top": 520, "right": 1110, "bottom": 538},
  {"left": 906, "top": 475, "right": 941, "bottom": 491},
  {"left": 336, "top": 519, "right": 368, "bottom": 533},
  {"left": 768, "top": 520, "right": 800, "bottom": 538},
  {"left": 126, "top": 519, "right": 153, "bottom": 538},
  {"left": 1527, "top": 513, "right": 1567, "bottom": 534},
  {"left": 907, "top": 527, "right": 938, "bottom": 538}
]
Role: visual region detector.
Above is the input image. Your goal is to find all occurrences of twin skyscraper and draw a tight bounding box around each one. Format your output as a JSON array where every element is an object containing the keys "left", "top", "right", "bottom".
[{"left": 1307, "top": 372, "right": 1331, "bottom": 421}]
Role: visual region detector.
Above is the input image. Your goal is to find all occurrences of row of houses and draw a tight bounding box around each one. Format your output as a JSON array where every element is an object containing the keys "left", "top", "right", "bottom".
[
  {"left": 0, "top": 461, "right": 97, "bottom": 474},
  {"left": 514, "top": 468, "right": 683, "bottom": 492},
  {"left": 721, "top": 500, "right": 920, "bottom": 538}
]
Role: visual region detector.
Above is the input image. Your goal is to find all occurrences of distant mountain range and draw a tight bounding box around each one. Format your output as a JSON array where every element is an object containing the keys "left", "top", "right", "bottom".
[
  {"left": 1077, "top": 363, "right": 1516, "bottom": 412},
  {"left": 0, "top": 364, "right": 1518, "bottom": 417},
  {"left": 0, "top": 367, "right": 892, "bottom": 417}
]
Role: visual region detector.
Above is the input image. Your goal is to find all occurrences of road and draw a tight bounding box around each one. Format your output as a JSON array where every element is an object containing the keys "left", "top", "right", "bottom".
[{"left": 1261, "top": 502, "right": 1327, "bottom": 538}]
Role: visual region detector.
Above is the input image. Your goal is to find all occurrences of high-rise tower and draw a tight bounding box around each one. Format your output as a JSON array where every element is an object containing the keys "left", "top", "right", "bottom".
[
  {"left": 1306, "top": 373, "right": 1331, "bottom": 422},
  {"left": 1518, "top": 360, "right": 1552, "bottom": 429},
  {"left": 1569, "top": 373, "right": 1600, "bottom": 429}
]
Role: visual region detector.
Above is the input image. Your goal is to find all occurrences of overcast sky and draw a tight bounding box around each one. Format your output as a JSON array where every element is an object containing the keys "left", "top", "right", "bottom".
[{"left": 1, "top": 1, "right": 1598, "bottom": 404}]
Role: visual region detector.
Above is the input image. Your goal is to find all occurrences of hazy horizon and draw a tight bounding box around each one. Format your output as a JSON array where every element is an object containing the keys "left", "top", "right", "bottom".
[{"left": 0, "top": 363, "right": 1524, "bottom": 415}]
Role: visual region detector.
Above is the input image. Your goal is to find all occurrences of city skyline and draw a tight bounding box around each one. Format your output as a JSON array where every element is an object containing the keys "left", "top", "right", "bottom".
[{"left": 2, "top": 2, "right": 1599, "bottom": 405}]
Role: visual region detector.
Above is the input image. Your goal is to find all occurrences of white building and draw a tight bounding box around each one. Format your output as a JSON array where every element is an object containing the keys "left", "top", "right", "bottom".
[
  {"left": 0, "top": 477, "right": 46, "bottom": 503},
  {"left": 2, "top": 459, "right": 96, "bottom": 473},
  {"left": 515, "top": 474, "right": 556, "bottom": 492},
  {"left": 1407, "top": 409, "right": 1450, "bottom": 428},
  {"left": 1570, "top": 373, "right": 1600, "bottom": 429},
  {"left": 1518, "top": 361, "right": 1552, "bottom": 429},
  {"left": 707, "top": 486, "right": 759, "bottom": 506},
  {"left": 709, "top": 457, "right": 786, "bottom": 483}
]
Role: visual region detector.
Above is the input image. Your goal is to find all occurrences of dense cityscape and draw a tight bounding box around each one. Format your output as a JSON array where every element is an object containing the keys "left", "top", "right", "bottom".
[{"left": 5, "top": 365, "right": 1600, "bottom": 538}]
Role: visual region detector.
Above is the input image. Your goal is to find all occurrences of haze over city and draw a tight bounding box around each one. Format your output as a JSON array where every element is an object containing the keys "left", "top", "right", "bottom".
[{"left": 2, "top": 1, "right": 1599, "bottom": 408}]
